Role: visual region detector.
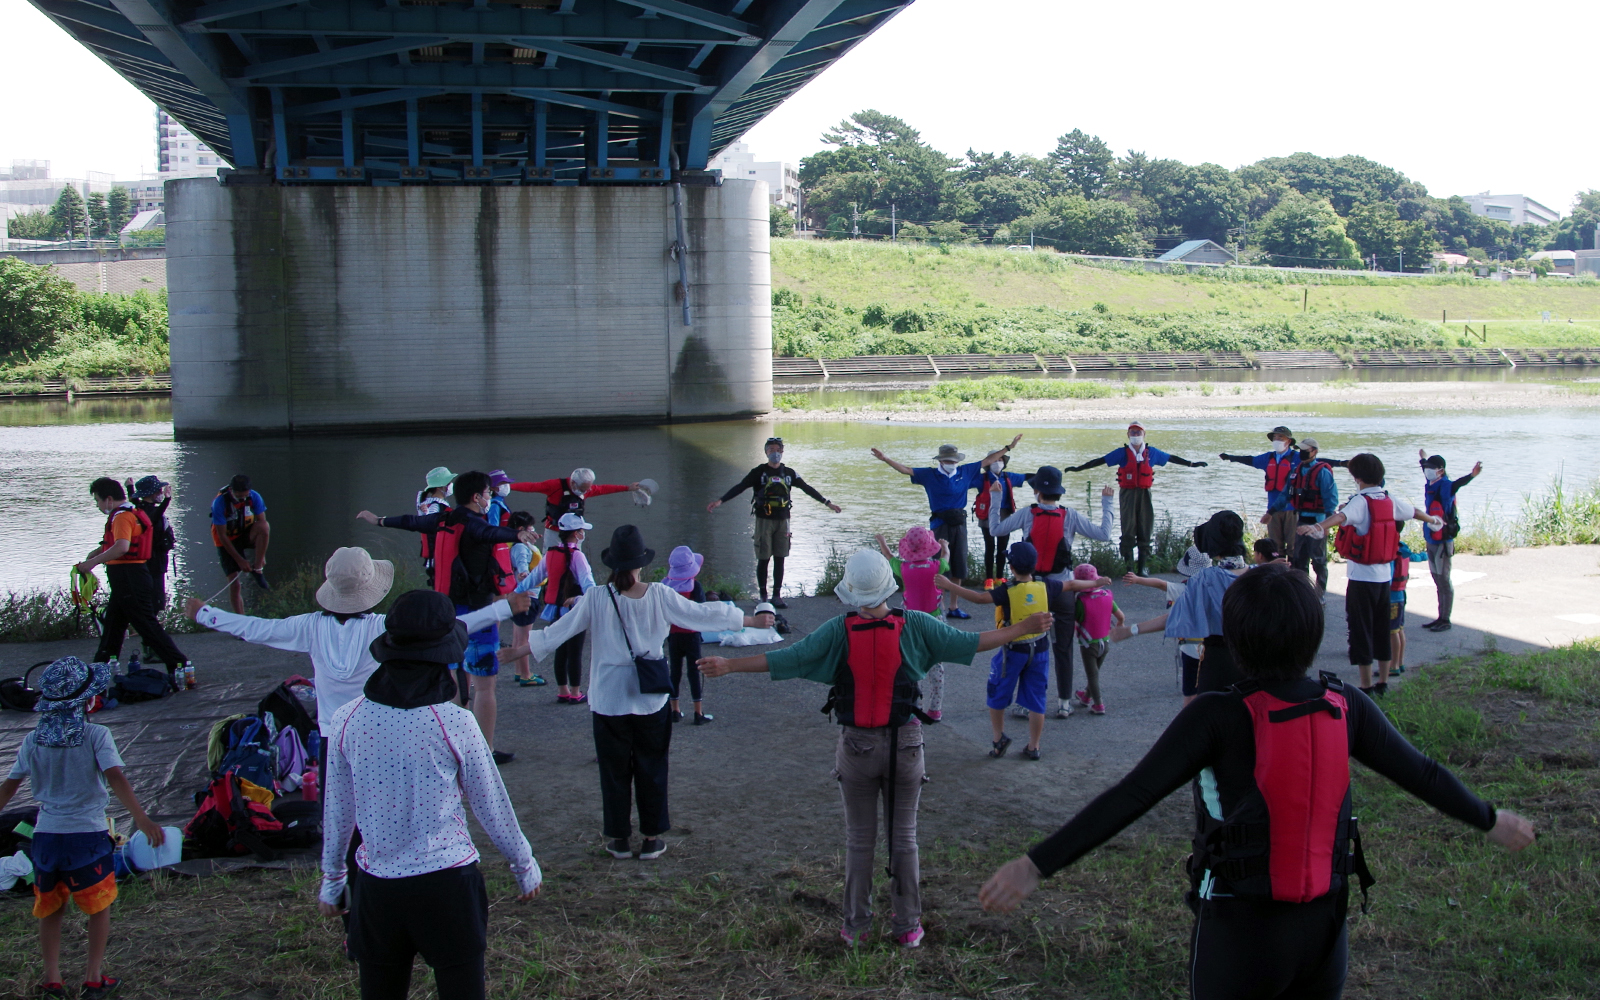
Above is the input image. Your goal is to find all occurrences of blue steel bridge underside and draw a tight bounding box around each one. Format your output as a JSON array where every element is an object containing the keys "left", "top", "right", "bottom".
[{"left": 31, "top": 0, "right": 912, "bottom": 184}]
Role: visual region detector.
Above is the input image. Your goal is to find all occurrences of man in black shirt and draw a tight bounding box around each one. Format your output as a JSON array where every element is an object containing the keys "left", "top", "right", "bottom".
[
  {"left": 977, "top": 563, "right": 1534, "bottom": 1000},
  {"left": 707, "top": 437, "right": 842, "bottom": 608}
]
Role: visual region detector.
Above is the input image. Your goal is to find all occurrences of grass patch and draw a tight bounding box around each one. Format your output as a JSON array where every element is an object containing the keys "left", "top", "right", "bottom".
[
  {"left": 1522, "top": 477, "right": 1600, "bottom": 546},
  {"left": 776, "top": 376, "right": 1117, "bottom": 412}
]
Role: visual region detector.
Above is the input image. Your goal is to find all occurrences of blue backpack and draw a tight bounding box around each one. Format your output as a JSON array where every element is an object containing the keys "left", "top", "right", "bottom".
[{"left": 215, "top": 715, "right": 279, "bottom": 793}]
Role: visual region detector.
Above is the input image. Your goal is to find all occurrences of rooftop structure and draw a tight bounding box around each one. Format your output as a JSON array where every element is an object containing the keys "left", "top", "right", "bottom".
[
  {"left": 1157, "top": 239, "right": 1236, "bottom": 264},
  {"left": 1460, "top": 193, "right": 1560, "bottom": 227},
  {"left": 711, "top": 142, "right": 797, "bottom": 210}
]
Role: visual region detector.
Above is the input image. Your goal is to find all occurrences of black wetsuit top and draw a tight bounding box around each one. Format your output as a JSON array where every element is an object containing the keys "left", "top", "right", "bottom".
[
  {"left": 718, "top": 464, "right": 832, "bottom": 520},
  {"left": 1027, "top": 676, "right": 1495, "bottom": 877}
]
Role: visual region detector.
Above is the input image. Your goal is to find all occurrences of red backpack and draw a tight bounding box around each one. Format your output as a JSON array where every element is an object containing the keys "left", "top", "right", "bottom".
[{"left": 183, "top": 772, "right": 284, "bottom": 861}]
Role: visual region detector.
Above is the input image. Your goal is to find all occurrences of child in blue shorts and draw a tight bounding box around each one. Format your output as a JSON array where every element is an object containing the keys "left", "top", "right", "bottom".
[
  {"left": 937, "top": 541, "right": 1093, "bottom": 761},
  {"left": 0, "top": 657, "right": 165, "bottom": 999}
]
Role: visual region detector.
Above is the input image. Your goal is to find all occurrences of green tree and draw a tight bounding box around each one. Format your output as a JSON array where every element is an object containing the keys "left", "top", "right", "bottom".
[
  {"left": 1014, "top": 195, "right": 1148, "bottom": 256},
  {"left": 798, "top": 110, "right": 956, "bottom": 237},
  {"left": 5, "top": 210, "right": 54, "bottom": 240},
  {"left": 86, "top": 192, "right": 110, "bottom": 240},
  {"left": 1255, "top": 194, "right": 1360, "bottom": 268},
  {"left": 769, "top": 203, "right": 795, "bottom": 237},
  {"left": 49, "top": 185, "right": 87, "bottom": 241},
  {"left": 107, "top": 187, "right": 132, "bottom": 234},
  {"left": 1049, "top": 129, "right": 1114, "bottom": 199},
  {"left": 1154, "top": 163, "right": 1247, "bottom": 244},
  {"left": 0, "top": 258, "right": 82, "bottom": 355}
]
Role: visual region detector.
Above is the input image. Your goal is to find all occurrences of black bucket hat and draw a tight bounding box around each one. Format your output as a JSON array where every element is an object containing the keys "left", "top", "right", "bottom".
[
  {"left": 1027, "top": 465, "right": 1064, "bottom": 493},
  {"left": 369, "top": 590, "right": 467, "bottom": 664},
  {"left": 601, "top": 524, "right": 656, "bottom": 571},
  {"left": 1268, "top": 425, "right": 1295, "bottom": 443},
  {"left": 1194, "top": 510, "right": 1247, "bottom": 559}
]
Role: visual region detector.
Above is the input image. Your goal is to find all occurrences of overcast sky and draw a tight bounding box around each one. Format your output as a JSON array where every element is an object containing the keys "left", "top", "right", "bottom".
[{"left": 4, "top": 0, "right": 1593, "bottom": 214}]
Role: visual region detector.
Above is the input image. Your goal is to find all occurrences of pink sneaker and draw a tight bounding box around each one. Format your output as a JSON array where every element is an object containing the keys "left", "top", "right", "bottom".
[
  {"left": 1090, "top": 702, "right": 1107, "bottom": 715},
  {"left": 840, "top": 927, "right": 868, "bottom": 947},
  {"left": 1074, "top": 689, "right": 1093, "bottom": 708},
  {"left": 894, "top": 925, "right": 925, "bottom": 949},
  {"left": 925, "top": 709, "right": 943, "bottom": 722}
]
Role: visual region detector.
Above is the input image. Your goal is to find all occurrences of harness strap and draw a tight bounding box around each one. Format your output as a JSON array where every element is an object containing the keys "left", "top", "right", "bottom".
[{"left": 1266, "top": 699, "right": 1343, "bottom": 723}]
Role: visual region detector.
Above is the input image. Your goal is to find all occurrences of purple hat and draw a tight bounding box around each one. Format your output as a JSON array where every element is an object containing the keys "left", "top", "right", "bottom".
[
  {"left": 662, "top": 545, "right": 704, "bottom": 589},
  {"left": 487, "top": 469, "right": 513, "bottom": 487}
]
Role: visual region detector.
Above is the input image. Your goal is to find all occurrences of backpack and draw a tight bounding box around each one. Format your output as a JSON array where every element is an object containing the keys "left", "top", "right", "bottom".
[
  {"left": 183, "top": 772, "right": 284, "bottom": 860},
  {"left": 0, "top": 662, "right": 48, "bottom": 713},
  {"left": 273, "top": 726, "right": 309, "bottom": 790},
  {"left": 111, "top": 666, "right": 176, "bottom": 703},
  {"left": 267, "top": 800, "right": 322, "bottom": 849},
  {"left": 206, "top": 714, "right": 248, "bottom": 773},
  {"left": 259, "top": 677, "right": 316, "bottom": 742},
  {"left": 215, "top": 715, "right": 279, "bottom": 793}
]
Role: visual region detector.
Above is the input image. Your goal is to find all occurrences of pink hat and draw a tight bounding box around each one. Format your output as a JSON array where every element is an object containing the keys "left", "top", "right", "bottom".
[
  {"left": 898, "top": 526, "right": 941, "bottom": 562},
  {"left": 1073, "top": 563, "right": 1100, "bottom": 581}
]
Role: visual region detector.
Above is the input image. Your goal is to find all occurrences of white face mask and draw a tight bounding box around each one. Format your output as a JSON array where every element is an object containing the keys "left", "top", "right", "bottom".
[
  {"left": 940, "top": 460, "right": 958, "bottom": 470},
  {"left": 496, "top": 483, "right": 510, "bottom": 497},
  {"left": 1272, "top": 440, "right": 1289, "bottom": 453},
  {"left": 1128, "top": 435, "right": 1144, "bottom": 448},
  {"left": 1425, "top": 468, "right": 1444, "bottom": 482}
]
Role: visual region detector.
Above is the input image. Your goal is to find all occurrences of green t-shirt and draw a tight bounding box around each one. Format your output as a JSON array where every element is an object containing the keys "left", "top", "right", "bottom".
[{"left": 766, "top": 610, "right": 981, "bottom": 685}]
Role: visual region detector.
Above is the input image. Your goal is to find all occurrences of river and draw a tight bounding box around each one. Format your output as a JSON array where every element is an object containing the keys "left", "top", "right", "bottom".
[{"left": 3, "top": 372, "right": 1597, "bottom": 598}]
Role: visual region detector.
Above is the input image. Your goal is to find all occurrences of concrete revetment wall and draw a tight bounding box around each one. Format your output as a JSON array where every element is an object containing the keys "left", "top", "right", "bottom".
[{"left": 165, "top": 178, "right": 772, "bottom": 437}]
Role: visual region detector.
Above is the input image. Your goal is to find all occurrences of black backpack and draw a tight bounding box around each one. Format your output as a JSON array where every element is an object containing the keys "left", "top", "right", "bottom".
[
  {"left": 112, "top": 667, "right": 176, "bottom": 703},
  {"left": 0, "top": 662, "right": 47, "bottom": 713},
  {"left": 268, "top": 800, "right": 322, "bottom": 849},
  {"left": 259, "top": 680, "right": 316, "bottom": 743}
]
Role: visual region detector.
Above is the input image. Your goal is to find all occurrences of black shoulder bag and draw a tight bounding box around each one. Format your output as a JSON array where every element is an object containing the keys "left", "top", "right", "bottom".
[{"left": 607, "top": 585, "right": 674, "bottom": 695}]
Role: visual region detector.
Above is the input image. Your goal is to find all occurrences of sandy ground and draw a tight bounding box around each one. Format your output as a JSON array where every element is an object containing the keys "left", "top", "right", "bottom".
[
  {"left": 2, "top": 545, "right": 1595, "bottom": 882},
  {"left": 776, "top": 376, "right": 1600, "bottom": 424}
]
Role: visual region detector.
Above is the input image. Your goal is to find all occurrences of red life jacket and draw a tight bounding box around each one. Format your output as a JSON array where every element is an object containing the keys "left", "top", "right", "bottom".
[
  {"left": 1190, "top": 673, "right": 1373, "bottom": 905},
  {"left": 417, "top": 498, "right": 451, "bottom": 565},
  {"left": 1028, "top": 505, "right": 1070, "bottom": 575},
  {"left": 1334, "top": 493, "right": 1399, "bottom": 566},
  {"left": 823, "top": 611, "right": 926, "bottom": 729},
  {"left": 102, "top": 505, "right": 154, "bottom": 562},
  {"left": 1426, "top": 498, "right": 1449, "bottom": 543},
  {"left": 974, "top": 472, "right": 1016, "bottom": 520},
  {"left": 429, "top": 509, "right": 512, "bottom": 605},
  {"left": 543, "top": 479, "right": 587, "bottom": 531},
  {"left": 1291, "top": 460, "right": 1333, "bottom": 513},
  {"left": 1390, "top": 551, "right": 1411, "bottom": 593},
  {"left": 540, "top": 545, "right": 581, "bottom": 607},
  {"left": 1263, "top": 451, "right": 1295, "bottom": 493},
  {"left": 1117, "top": 446, "right": 1154, "bottom": 490}
]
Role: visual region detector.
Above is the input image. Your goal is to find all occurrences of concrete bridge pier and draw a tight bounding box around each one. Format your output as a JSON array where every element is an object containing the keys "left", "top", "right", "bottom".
[{"left": 165, "top": 177, "right": 772, "bottom": 438}]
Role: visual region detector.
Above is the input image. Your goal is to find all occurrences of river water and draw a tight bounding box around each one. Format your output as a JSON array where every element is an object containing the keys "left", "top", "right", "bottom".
[{"left": 3, "top": 372, "right": 1597, "bottom": 597}]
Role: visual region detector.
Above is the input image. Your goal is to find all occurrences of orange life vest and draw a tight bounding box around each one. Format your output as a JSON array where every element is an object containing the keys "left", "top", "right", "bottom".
[
  {"left": 825, "top": 610, "right": 925, "bottom": 729},
  {"left": 1117, "top": 446, "right": 1154, "bottom": 490},
  {"left": 1263, "top": 452, "right": 1295, "bottom": 493},
  {"left": 1028, "top": 505, "right": 1070, "bottom": 575},
  {"left": 1334, "top": 493, "right": 1399, "bottom": 566},
  {"left": 102, "top": 506, "right": 153, "bottom": 563}
]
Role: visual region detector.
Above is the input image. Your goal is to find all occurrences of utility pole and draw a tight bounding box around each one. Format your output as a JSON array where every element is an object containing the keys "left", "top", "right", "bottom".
[
  {"left": 1030, "top": 227, "right": 1035, "bottom": 250},
  {"left": 1398, "top": 248, "right": 1403, "bottom": 273},
  {"left": 890, "top": 201, "right": 896, "bottom": 242},
  {"left": 851, "top": 202, "right": 860, "bottom": 239}
]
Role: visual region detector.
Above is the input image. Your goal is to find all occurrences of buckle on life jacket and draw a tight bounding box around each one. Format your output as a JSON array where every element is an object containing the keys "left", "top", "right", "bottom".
[{"left": 1267, "top": 698, "right": 1343, "bottom": 723}]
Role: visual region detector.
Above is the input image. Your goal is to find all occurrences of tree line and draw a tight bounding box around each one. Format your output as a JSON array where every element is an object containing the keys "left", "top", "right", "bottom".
[
  {"left": 794, "top": 111, "right": 1600, "bottom": 271},
  {"left": 5, "top": 185, "right": 138, "bottom": 242}
]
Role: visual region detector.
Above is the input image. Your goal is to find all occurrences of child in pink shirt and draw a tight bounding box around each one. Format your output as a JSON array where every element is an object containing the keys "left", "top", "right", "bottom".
[{"left": 876, "top": 527, "right": 952, "bottom": 719}]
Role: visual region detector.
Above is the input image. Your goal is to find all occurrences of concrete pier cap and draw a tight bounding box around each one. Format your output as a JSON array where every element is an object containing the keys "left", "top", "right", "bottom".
[{"left": 165, "top": 177, "right": 773, "bottom": 438}]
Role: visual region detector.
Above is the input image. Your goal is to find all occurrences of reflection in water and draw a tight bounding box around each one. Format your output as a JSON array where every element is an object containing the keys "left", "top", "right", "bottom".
[
  {"left": 3, "top": 392, "right": 1598, "bottom": 595},
  {"left": 0, "top": 396, "right": 173, "bottom": 427}
]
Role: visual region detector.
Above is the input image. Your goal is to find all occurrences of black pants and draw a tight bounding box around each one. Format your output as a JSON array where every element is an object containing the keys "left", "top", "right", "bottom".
[
  {"left": 1118, "top": 487, "right": 1155, "bottom": 571},
  {"left": 1345, "top": 579, "right": 1391, "bottom": 666},
  {"left": 667, "top": 632, "right": 703, "bottom": 702},
  {"left": 349, "top": 863, "right": 488, "bottom": 1000},
  {"left": 593, "top": 707, "right": 672, "bottom": 839},
  {"left": 553, "top": 634, "right": 585, "bottom": 688},
  {"left": 1197, "top": 637, "right": 1242, "bottom": 695},
  {"left": 94, "top": 563, "right": 187, "bottom": 669},
  {"left": 1291, "top": 520, "right": 1329, "bottom": 590},
  {"left": 1189, "top": 894, "right": 1347, "bottom": 1000},
  {"left": 978, "top": 521, "right": 1011, "bottom": 582},
  {"left": 1051, "top": 617, "right": 1077, "bottom": 700}
]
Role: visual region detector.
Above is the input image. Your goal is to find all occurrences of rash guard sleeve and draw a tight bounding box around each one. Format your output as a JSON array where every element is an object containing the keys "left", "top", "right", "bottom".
[{"left": 1344, "top": 687, "right": 1496, "bottom": 830}]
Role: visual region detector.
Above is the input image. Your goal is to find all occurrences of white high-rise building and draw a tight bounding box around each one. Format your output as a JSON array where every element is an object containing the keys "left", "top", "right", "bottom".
[
  {"left": 157, "top": 110, "right": 222, "bottom": 179},
  {"left": 711, "top": 142, "right": 799, "bottom": 212}
]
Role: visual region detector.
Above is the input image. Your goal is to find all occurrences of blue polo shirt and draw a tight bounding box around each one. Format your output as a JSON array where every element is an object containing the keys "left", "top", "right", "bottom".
[
  {"left": 909, "top": 462, "right": 984, "bottom": 516},
  {"left": 1101, "top": 445, "right": 1173, "bottom": 467},
  {"left": 1244, "top": 451, "right": 1301, "bottom": 512}
]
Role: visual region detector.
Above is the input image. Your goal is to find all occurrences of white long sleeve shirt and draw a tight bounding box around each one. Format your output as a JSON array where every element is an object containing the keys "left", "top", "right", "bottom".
[
  {"left": 318, "top": 695, "right": 540, "bottom": 904},
  {"left": 1336, "top": 487, "right": 1417, "bottom": 584},
  {"left": 195, "top": 603, "right": 506, "bottom": 735},
  {"left": 522, "top": 583, "right": 745, "bottom": 716},
  {"left": 989, "top": 495, "right": 1115, "bottom": 581}
]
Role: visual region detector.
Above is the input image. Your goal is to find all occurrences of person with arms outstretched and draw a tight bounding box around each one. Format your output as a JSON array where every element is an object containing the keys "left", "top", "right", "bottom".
[
  {"left": 1065, "top": 421, "right": 1207, "bottom": 575},
  {"left": 708, "top": 436, "right": 841, "bottom": 608}
]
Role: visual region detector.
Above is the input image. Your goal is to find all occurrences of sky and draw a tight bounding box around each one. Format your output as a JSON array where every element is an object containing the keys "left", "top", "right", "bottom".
[{"left": 3, "top": 0, "right": 1594, "bottom": 214}]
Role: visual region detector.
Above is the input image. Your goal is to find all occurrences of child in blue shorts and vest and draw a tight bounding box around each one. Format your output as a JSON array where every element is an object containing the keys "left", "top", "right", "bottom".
[
  {"left": 937, "top": 542, "right": 1106, "bottom": 761},
  {"left": 0, "top": 657, "right": 166, "bottom": 999}
]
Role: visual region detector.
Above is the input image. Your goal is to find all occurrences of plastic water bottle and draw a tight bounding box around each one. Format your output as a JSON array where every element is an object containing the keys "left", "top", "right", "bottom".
[
  {"left": 300, "top": 768, "right": 318, "bottom": 802},
  {"left": 183, "top": 662, "right": 196, "bottom": 689},
  {"left": 126, "top": 652, "right": 140, "bottom": 673}
]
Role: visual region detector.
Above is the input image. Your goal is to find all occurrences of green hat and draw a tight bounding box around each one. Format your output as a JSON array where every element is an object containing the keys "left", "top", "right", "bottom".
[{"left": 425, "top": 466, "right": 456, "bottom": 489}]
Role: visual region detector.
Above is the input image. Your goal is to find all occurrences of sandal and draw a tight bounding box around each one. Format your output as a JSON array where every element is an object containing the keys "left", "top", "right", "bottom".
[
  {"left": 570, "top": 692, "right": 588, "bottom": 705},
  {"left": 988, "top": 734, "right": 1013, "bottom": 758}
]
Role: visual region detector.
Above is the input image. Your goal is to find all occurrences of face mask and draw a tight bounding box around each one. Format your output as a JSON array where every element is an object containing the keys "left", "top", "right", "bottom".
[
  {"left": 1272, "top": 440, "right": 1288, "bottom": 453},
  {"left": 496, "top": 483, "right": 510, "bottom": 497},
  {"left": 1300, "top": 449, "right": 1313, "bottom": 461},
  {"left": 1128, "top": 435, "right": 1144, "bottom": 448},
  {"left": 1425, "top": 468, "right": 1443, "bottom": 482},
  {"left": 766, "top": 452, "right": 782, "bottom": 463},
  {"left": 940, "top": 460, "right": 958, "bottom": 470}
]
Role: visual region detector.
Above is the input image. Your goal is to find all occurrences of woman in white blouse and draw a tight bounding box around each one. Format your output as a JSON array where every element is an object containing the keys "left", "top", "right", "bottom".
[{"left": 502, "top": 525, "right": 772, "bottom": 861}]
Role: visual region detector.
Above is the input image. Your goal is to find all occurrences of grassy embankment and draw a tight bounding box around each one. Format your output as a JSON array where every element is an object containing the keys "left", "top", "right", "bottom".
[
  {"left": 0, "top": 258, "right": 168, "bottom": 384},
  {"left": 771, "top": 240, "right": 1600, "bottom": 358},
  {"left": 1, "top": 640, "right": 1592, "bottom": 999}
]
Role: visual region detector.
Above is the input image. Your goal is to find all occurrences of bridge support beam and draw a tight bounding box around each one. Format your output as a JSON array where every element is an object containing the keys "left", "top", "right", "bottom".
[{"left": 165, "top": 177, "right": 772, "bottom": 438}]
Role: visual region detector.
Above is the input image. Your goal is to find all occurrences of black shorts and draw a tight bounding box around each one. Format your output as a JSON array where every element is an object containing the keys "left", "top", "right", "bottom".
[
  {"left": 217, "top": 545, "right": 255, "bottom": 576},
  {"left": 1345, "top": 579, "right": 1392, "bottom": 665},
  {"left": 932, "top": 518, "right": 968, "bottom": 580}
]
